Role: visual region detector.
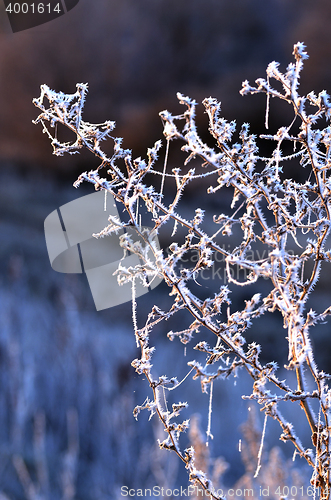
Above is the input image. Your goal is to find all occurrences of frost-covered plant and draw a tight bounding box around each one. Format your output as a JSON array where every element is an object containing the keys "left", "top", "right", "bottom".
[{"left": 33, "top": 43, "right": 331, "bottom": 499}]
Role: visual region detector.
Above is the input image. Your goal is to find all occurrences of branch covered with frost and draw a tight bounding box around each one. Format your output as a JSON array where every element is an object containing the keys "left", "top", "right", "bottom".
[{"left": 34, "top": 42, "right": 331, "bottom": 498}]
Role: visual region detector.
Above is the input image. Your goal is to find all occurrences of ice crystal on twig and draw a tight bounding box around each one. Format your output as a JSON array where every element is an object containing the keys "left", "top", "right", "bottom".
[{"left": 34, "top": 42, "right": 331, "bottom": 498}]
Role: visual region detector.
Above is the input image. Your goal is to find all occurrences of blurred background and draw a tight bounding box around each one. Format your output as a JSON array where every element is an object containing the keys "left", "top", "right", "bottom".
[{"left": 1, "top": 0, "right": 331, "bottom": 498}]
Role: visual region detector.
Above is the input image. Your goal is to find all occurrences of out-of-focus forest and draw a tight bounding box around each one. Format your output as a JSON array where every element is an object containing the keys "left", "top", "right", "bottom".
[{"left": 1, "top": 1, "right": 331, "bottom": 498}]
